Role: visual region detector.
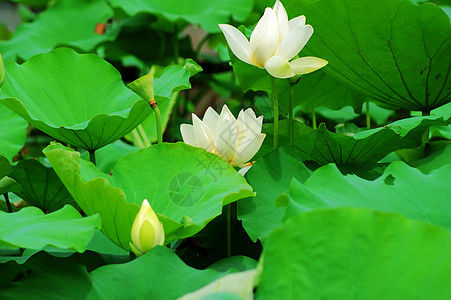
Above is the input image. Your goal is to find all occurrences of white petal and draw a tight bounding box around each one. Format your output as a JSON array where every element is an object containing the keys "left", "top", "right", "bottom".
[
  {"left": 238, "top": 165, "right": 252, "bottom": 176},
  {"left": 238, "top": 108, "right": 263, "bottom": 138},
  {"left": 278, "top": 24, "right": 313, "bottom": 61},
  {"left": 215, "top": 105, "right": 239, "bottom": 162},
  {"left": 249, "top": 8, "right": 280, "bottom": 67},
  {"left": 273, "top": 0, "right": 289, "bottom": 41},
  {"left": 289, "top": 56, "right": 328, "bottom": 75},
  {"left": 192, "top": 114, "right": 214, "bottom": 151},
  {"left": 202, "top": 107, "right": 220, "bottom": 138},
  {"left": 288, "top": 15, "right": 306, "bottom": 30},
  {"left": 219, "top": 24, "right": 252, "bottom": 65},
  {"left": 264, "top": 54, "right": 295, "bottom": 79},
  {"left": 180, "top": 124, "right": 196, "bottom": 146},
  {"left": 231, "top": 133, "right": 266, "bottom": 166}
]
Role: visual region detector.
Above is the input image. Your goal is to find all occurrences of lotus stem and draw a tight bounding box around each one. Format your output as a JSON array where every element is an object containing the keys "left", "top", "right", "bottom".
[
  {"left": 130, "top": 129, "right": 146, "bottom": 148},
  {"left": 366, "top": 101, "right": 371, "bottom": 129},
  {"left": 271, "top": 77, "right": 279, "bottom": 149},
  {"left": 89, "top": 150, "right": 96, "bottom": 165},
  {"left": 227, "top": 203, "right": 232, "bottom": 257},
  {"left": 289, "top": 82, "right": 294, "bottom": 147},
  {"left": 312, "top": 110, "right": 317, "bottom": 130},
  {"left": 137, "top": 125, "right": 151, "bottom": 148},
  {"left": 4, "top": 193, "right": 12, "bottom": 213},
  {"left": 150, "top": 100, "right": 163, "bottom": 144}
]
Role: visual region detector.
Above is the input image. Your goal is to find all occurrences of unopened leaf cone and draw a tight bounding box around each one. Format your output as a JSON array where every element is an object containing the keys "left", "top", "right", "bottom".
[
  {"left": 180, "top": 104, "right": 265, "bottom": 167},
  {"left": 130, "top": 199, "right": 164, "bottom": 256},
  {"left": 219, "top": 0, "right": 328, "bottom": 78}
]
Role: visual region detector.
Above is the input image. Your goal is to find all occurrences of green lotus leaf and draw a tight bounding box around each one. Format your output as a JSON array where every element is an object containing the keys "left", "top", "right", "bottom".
[
  {"left": 0, "top": 51, "right": 4, "bottom": 86},
  {"left": 260, "top": 115, "right": 451, "bottom": 165},
  {"left": 0, "top": 104, "right": 28, "bottom": 161},
  {"left": 43, "top": 142, "right": 254, "bottom": 250},
  {"left": 0, "top": 48, "right": 151, "bottom": 151},
  {"left": 279, "top": 161, "right": 451, "bottom": 230},
  {"left": 286, "top": 0, "right": 451, "bottom": 111},
  {"left": 257, "top": 208, "right": 451, "bottom": 299},
  {"left": 9, "top": 159, "right": 74, "bottom": 212},
  {"left": 0, "top": 177, "right": 22, "bottom": 196},
  {"left": 0, "top": 247, "right": 236, "bottom": 299},
  {"left": 0, "top": 154, "right": 12, "bottom": 179},
  {"left": 0, "top": 0, "right": 118, "bottom": 61},
  {"left": 108, "top": 0, "right": 254, "bottom": 33},
  {"left": 0, "top": 205, "right": 100, "bottom": 252},
  {"left": 237, "top": 147, "right": 311, "bottom": 242}
]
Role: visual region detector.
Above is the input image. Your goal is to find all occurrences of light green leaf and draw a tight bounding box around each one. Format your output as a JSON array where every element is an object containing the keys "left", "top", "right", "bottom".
[
  {"left": 0, "top": 104, "right": 27, "bottom": 161},
  {"left": 9, "top": 159, "right": 74, "bottom": 212},
  {"left": 108, "top": 0, "right": 254, "bottom": 33},
  {"left": 260, "top": 116, "right": 451, "bottom": 165},
  {"left": 0, "top": 48, "right": 151, "bottom": 151},
  {"left": 286, "top": 0, "right": 451, "bottom": 111},
  {"left": 279, "top": 161, "right": 451, "bottom": 230},
  {"left": 0, "top": 0, "right": 118, "bottom": 61},
  {"left": 43, "top": 142, "right": 254, "bottom": 250},
  {"left": 237, "top": 147, "right": 311, "bottom": 242},
  {"left": 258, "top": 208, "right": 451, "bottom": 299},
  {"left": 0, "top": 154, "right": 12, "bottom": 179},
  {"left": 0, "top": 205, "right": 101, "bottom": 252}
]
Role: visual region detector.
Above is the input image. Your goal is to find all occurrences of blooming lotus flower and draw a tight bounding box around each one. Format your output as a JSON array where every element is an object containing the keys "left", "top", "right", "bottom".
[
  {"left": 180, "top": 105, "right": 265, "bottom": 167},
  {"left": 129, "top": 199, "right": 165, "bottom": 256},
  {"left": 219, "top": 0, "right": 328, "bottom": 79}
]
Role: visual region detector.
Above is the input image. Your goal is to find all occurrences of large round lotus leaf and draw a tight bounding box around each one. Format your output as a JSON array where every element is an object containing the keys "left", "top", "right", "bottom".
[
  {"left": 259, "top": 116, "right": 451, "bottom": 165},
  {"left": 0, "top": 205, "right": 100, "bottom": 252},
  {"left": 0, "top": 247, "right": 236, "bottom": 299},
  {"left": 287, "top": 0, "right": 451, "bottom": 111},
  {"left": 237, "top": 147, "right": 311, "bottom": 242},
  {"left": 0, "top": 0, "right": 118, "bottom": 62},
  {"left": 257, "top": 208, "right": 451, "bottom": 299},
  {"left": 279, "top": 161, "right": 451, "bottom": 231},
  {"left": 43, "top": 142, "right": 254, "bottom": 250},
  {"left": 0, "top": 104, "right": 28, "bottom": 161},
  {"left": 9, "top": 159, "right": 74, "bottom": 213},
  {"left": 0, "top": 48, "right": 151, "bottom": 151},
  {"left": 109, "top": 0, "right": 254, "bottom": 33}
]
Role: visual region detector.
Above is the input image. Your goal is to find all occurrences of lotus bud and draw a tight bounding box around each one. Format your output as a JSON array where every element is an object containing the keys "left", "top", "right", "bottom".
[{"left": 129, "top": 199, "right": 165, "bottom": 256}]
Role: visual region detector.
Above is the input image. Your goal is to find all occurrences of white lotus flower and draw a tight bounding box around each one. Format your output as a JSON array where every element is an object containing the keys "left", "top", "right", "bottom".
[
  {"left": 129, "top": 199, "right": 165, "bottom": 256},
  {"left": 180, "top": 105, "right": 265, "bottom": 167},
  {"left": 219, "top": 0, "right": 328, "bottom": 79}
]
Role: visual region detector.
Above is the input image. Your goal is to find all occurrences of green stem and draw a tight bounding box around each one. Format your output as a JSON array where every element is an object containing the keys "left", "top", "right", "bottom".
[
  {"left": 366, "top": 101, "right": 371, "bottom": 129},
  {"left": 151, "top": 101, "right": 163, "bottom": 144},
  {"left": 271, "top": 77, "right": 279, "bottom": 149},
  {"left": 227, "top": 203, "right": 232, "bottom": 257},
  {"left": 137, "top": 124, "right": 151, "bottom": 148},
  {"left": 312, "top": 110, "right": 317, "bottom": 130},
  {"left": 4, "top": 193, "right": 12, "bottom": 213},
  {"left": 289, "top": 82, "right": 294, "bottom": 147},
  {"left": 130, "top": 129, "right": 146, "bottom": 148},
  {"left": 89, "top": 150, "right": 96, "bottom": 165}
]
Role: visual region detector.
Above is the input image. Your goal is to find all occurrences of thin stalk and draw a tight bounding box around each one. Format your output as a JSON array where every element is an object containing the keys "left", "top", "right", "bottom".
[
  {"left": 366, "top": 101, "right": 371, "bottom": 129},
  {"left": 271, "top": 77, "right": 279, "bottom": 149},
  {"left": 4, "top": 193, "right": 12, "bottom": 213},
  {"left": 312, "top": 110, "right": 317, "bottom": 130},
  {"left": 227, "top": 203, "right": 232, "bottom": 257},
  {"left": 89, "top": 150, "right": 96, "bottom": 165},
  {"left": 130, "top": 129, "right": 146, "bottom": 148},
  {"left": 289, "top": 82, "right": 294, "bottom": 147},
  {"left": 150, "top": 100, "right": 163, "bottom": 144},
  {"left": 194, "top": 33, "right": 211, "bottom": 61},
  {"left": 136, "top": 124, "right": 151, "bottom": 148}
]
